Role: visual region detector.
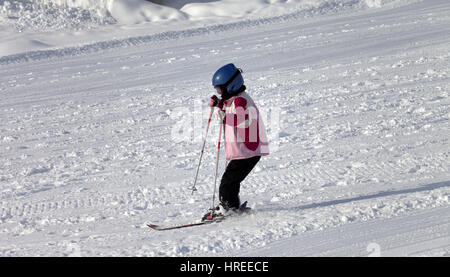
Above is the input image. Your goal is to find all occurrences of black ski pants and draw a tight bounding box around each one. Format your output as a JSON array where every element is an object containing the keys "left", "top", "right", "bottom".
[{"left": 219, "top": 155, "right": 261, "bottom": 209}]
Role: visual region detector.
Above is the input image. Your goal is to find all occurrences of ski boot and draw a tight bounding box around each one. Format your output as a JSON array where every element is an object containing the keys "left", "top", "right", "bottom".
[{"left": 201, "top": 203, "right": 229, "bottom": 222}]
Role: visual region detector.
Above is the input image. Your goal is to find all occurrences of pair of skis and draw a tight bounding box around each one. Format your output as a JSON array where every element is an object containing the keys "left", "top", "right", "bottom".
[{"left": 147, "top": 201, "right": 250, "bottom": 231}]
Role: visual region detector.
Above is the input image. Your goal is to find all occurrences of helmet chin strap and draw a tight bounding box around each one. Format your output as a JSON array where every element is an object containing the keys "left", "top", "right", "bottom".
[
  {"left": 221, "top": 90, "right": 233, "bottom": 100},
  {"left": 221, "top": 85, "right": 246, "bottom": 100}
]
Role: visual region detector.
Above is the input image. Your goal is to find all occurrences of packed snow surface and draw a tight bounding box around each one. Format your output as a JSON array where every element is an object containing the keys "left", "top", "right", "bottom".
[{"left": 0, "top": 0, "right": 449, "bottom": 256}]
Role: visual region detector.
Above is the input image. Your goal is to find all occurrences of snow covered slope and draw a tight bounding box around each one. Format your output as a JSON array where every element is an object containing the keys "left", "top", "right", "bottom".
[
  {"left": 239, "top": 206, "right": 450, "bottom": 256},
  {"left": 0, "top": 0, "right": 449, "bottom": 256}
]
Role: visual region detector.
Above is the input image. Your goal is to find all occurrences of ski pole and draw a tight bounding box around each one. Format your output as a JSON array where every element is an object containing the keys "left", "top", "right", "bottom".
[
  {"left": 191, "top": 107, "right": 214, "bottom": 194},
  {"left": 211, "top": 110, "right": 224, "bottom": 209}
]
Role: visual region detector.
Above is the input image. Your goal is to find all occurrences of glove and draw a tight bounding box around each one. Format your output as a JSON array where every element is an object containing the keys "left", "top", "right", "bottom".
[{"left": 209, "top": 95, "right": 219, "bottom": 107}]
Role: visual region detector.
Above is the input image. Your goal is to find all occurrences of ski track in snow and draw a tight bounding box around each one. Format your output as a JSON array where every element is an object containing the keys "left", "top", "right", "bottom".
[{"left": 0, "top": 0, "right": 449, "bottom": 256}]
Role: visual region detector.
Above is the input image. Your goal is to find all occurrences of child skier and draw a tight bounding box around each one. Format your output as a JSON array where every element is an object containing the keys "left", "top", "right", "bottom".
[{"left": 202, "top": 63, "right": 269, "bottom": 221}]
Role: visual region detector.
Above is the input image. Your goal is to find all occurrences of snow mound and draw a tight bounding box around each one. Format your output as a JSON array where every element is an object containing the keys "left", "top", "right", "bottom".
[
  {"left": 108, "top": 0, "right": 187, "bottom": 24},
  {"left": 178, "top": 0, "right": 385, "bottom": 20},
  {"left": 0, "top": 0, "right": 407, "bottom": 32},
  {"left": 0, "top": 0, "right": 186, "bottom": 31},
  {"left": 0, "top": 0, "right": 114, "bottom": 31}
]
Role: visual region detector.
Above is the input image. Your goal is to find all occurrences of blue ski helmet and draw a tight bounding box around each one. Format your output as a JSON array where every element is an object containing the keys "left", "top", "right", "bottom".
[{"left": 212, "top": 63, "right": 244, "bottom": 95}]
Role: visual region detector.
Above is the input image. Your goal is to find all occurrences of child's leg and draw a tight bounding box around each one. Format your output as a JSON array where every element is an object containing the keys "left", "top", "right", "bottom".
[{"left": 219, "top": 156, "right": 261, "bottom": 209}]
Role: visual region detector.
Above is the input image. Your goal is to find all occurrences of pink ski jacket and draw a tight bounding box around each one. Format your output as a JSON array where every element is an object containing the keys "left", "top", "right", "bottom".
[{"left": 218, "top": 91, "right": 269, "bottom": 161}]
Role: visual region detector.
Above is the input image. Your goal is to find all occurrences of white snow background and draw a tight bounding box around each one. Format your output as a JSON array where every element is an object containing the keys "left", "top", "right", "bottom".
[{"left": 0, "top": 0, "right": 449, "bottom": 256}]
